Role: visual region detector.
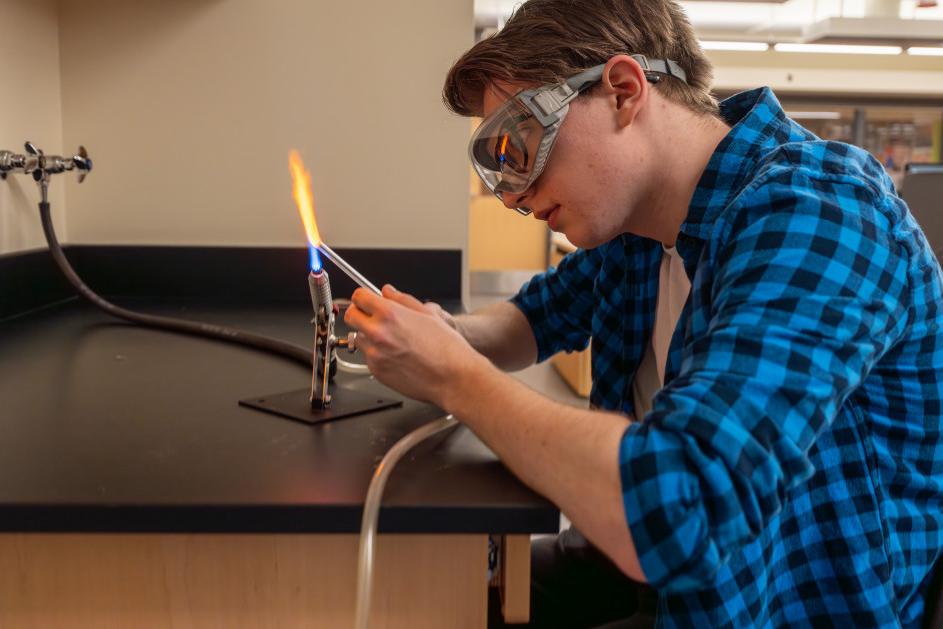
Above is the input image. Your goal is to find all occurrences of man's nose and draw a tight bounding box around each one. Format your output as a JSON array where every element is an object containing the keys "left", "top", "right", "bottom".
[{"left": 499, "top": 189, "right": 531, "bottom": 214}]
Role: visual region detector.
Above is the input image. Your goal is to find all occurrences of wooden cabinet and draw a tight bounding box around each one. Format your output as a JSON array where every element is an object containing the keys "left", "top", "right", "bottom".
[{"left": 549, "top": 234, "right": 592, "bottom": 398}]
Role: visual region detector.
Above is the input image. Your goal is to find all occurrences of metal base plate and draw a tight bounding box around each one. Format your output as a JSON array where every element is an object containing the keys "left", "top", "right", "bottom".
[{"left": 239, "top": 387, "right": 402, "bottom": 426}]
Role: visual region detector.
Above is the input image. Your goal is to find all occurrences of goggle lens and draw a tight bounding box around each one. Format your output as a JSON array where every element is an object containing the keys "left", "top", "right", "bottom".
[{"left": 470, "top": 98, "right": 549, "bottom": 198}]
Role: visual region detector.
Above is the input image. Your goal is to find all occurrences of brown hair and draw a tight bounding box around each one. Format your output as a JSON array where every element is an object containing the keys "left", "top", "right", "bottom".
[{"left": 443, "top": 0, "right": 718, "bottom": 118}]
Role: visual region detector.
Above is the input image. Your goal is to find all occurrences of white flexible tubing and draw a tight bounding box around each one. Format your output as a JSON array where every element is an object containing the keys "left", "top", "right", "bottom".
[
  {"left": 336, "top": 356, "right": 371, "bottom": 375},
  {"left": 353, "top": 414, "right": 459, "bottom": 629}
]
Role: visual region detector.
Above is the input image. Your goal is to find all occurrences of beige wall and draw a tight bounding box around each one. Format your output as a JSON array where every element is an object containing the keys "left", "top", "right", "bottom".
[
  {"left": 58, "top": 0, "right": 472, "bottom": 259},
  {"left": 0, "top": 0, "right": 66, "bottom": 255}
]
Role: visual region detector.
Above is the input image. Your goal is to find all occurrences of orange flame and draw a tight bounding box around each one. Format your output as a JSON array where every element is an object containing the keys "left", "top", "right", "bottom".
[{"left": 288, "top": 149, "right": 321, "bottom": 247}]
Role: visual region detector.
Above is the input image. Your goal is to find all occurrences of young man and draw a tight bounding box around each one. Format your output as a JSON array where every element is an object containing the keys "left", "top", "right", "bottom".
[{"left": 344, "top": 0, "right": 943, "bottom": 626}]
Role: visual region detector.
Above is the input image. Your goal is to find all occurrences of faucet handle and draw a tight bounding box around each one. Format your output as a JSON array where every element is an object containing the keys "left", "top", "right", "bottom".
[
  {"left": 73, "top": 145, "right": 92, "bottom": 183},
  {"left": 23, "top": 141, "right": 44, "bottom": 181}
]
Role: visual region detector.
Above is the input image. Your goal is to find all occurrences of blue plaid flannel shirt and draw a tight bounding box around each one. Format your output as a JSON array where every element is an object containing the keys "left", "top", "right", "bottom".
[{"left": 512, "top": 87, "right": 943, "bottom": 627}]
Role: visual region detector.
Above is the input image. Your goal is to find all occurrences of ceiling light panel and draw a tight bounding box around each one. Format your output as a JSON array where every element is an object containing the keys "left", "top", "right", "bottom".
[
  {"left": 774, "top": 42, "right": 904, "bottom": 54},
  {"left": 907, "top": 46, "right": 943, "bottom": 55},
  {"left": 700, "top": 40, "right": 771, "bottom": 51}
]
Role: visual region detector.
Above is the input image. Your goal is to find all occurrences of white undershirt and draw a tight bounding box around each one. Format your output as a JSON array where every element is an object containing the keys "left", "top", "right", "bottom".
[{"left": 631, "top": 245, "right": 692, "bottom": 420}]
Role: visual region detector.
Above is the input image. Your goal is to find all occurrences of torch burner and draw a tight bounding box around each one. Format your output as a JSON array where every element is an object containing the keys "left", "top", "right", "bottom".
[{"left": 309, "top": 269, "right": 338, "bottom": 409}]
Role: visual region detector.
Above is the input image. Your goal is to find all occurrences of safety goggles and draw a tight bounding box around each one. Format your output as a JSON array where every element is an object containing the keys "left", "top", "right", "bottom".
[{"left": 469, "top": 55, "right": 687, "bottom": 215}]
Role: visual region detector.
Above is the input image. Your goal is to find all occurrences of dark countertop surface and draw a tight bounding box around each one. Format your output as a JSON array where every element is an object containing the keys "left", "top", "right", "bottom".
[{"left": 0, "top": 298, "right": 559, "bottom": 534}]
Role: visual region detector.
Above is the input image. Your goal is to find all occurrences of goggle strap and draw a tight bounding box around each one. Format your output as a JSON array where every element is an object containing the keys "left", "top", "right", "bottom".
[
  {"left": 565, "top": 64, "right": 607, "bottom": 94},
  {"left": 564, "top": 57, "right": 688, "bottom": 91},
  {"left": 644, "top": 58, "right": 688, "bottom": 84},
  {"left": 532, "top": 84, "right": 577, "bottom": 118}
]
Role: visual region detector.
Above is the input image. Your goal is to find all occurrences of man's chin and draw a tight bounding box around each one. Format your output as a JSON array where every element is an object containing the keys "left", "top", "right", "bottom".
[{"left": 563, "top": 229, "right": 604, "bottom": 250}]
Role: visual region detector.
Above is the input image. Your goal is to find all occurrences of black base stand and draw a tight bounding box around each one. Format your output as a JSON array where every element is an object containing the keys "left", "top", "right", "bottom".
[{"left": 239, "top": 386, "right": 402, "bottom": 426}]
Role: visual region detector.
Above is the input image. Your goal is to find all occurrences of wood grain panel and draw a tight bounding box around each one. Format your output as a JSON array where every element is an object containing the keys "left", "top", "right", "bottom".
[{"left": 0, "top": 533, "right": 488, "bottom": 629}]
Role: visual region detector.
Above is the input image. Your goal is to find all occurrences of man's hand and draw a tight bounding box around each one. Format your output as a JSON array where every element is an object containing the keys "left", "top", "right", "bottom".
[{"left": 343, "top": 285, "right": 484, "bottom": 406}]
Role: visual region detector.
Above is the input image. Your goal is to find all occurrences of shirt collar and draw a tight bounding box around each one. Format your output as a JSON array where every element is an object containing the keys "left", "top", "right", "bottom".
[{"left": 678, "top": 87, "right": 800, "bottom": 243}]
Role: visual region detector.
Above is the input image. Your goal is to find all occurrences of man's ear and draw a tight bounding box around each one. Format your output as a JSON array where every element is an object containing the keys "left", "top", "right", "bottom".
[{"left": 601, "top": 55, "right": 648, "bottom": 128}]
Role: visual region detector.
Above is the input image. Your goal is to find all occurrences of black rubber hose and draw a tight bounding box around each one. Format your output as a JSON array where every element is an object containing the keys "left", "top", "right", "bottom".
[{"left": 39, "top": 201, "right": 312, "bottom": 367}]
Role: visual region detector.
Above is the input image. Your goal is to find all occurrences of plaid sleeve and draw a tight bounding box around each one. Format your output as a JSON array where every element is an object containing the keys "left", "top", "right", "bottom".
[
  {"left": 619, "top": 173, "right": 911, "bottom": 592},
  {"left": 510, "top": 245, "right": 603, "bottom": 362}
]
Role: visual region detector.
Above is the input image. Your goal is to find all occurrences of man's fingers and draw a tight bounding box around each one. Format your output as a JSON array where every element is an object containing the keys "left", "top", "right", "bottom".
[
  {"left": 344, "top": 305, "right": 392, "bottom": 351},
  {"left": 351, "top": 287, "right": 384, "bottom": 316},
  {"left": 381, "top": 284, "right": 426, "bottom": 313},
  {"left": 344, "top": 303, "right": 376, "bottom": 335}
]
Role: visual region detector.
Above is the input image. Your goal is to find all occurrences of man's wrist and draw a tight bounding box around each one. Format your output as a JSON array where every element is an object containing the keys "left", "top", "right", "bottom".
[{"left": 439, "top": 348, "right": 496, "bottom": 413}]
